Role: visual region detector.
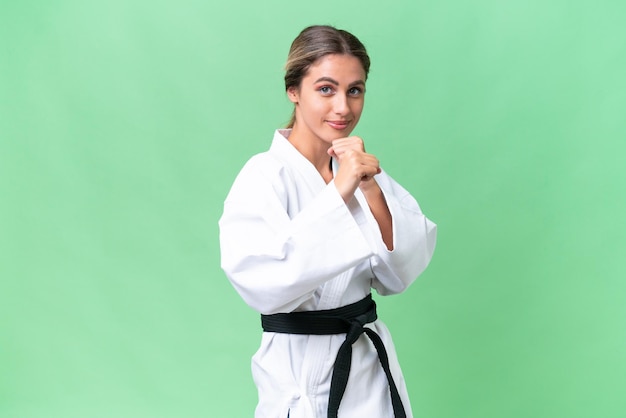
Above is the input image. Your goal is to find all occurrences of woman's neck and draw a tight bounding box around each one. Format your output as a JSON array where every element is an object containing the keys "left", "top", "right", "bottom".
[{"left": 287, "top": 126, "right": 333, "bottom": 183}]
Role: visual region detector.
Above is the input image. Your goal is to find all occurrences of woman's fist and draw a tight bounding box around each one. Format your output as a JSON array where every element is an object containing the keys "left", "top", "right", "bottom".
[{"left": 329, "top": 136, "right": 381, "bottom": 202}]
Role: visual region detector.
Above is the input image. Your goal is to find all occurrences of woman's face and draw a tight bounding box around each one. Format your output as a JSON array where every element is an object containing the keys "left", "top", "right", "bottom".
[{"left": 288, "top": 54, "right": 366, "bottom": 146}]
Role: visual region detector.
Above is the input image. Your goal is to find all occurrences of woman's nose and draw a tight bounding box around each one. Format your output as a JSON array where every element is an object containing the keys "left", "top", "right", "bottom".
[{"left": 333, "top": 94, "right": 349, "bottom": 115}]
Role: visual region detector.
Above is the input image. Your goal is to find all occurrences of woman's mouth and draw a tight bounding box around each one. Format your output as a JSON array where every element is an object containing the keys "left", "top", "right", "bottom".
[{"left": 326, "top": 120, "right": 350, "bottom": 130}]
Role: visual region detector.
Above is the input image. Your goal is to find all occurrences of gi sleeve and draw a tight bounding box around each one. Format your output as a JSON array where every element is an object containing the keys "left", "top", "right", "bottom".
[
  {"left": 364, "top": 170, "right": 437, "bottom": 295},
  {"left": 219, "top": 156, "right": 375, "bottom": 314}
]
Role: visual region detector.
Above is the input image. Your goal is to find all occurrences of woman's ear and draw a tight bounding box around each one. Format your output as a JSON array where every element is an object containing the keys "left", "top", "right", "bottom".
[{"left": 287, "top": 86, "right": 299, "bottom": 104}]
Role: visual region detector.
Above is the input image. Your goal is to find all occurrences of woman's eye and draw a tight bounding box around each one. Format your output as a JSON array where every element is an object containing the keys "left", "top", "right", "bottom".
[
  {"left": 348, "top": 87, "right": 363, "bottom": 96},
  {"left": 319, "top": 86, "right": 333, "bottom": 94}
]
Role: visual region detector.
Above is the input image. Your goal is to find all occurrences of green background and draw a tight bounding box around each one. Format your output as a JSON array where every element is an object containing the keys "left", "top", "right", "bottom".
[{"left": 1, "top": 0, "right": 625, "bottom": 417}]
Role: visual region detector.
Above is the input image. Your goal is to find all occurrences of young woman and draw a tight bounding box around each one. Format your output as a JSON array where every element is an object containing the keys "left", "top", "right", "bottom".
[{"left": 219, "top": 25, "right": 437, "bottom": 418}]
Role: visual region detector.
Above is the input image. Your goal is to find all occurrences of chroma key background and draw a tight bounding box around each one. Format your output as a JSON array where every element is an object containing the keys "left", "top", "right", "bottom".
[{"left": 1, "top": 0, "right": 624, "bottom": 417}]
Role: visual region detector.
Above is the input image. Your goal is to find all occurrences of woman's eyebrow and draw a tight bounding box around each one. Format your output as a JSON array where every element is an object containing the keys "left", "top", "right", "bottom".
[
  {"left": 313, "top": 77, "right": 366, "bottom": 87},
  {"left": 314, "top": 77, "right": 339, "bottom": 85},
  {"left": 349, "top": 80, "right": 366, "bottom": 87}
]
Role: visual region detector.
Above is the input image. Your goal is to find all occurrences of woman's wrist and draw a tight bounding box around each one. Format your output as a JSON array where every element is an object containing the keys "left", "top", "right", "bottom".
[{"left": 359, "top": 177, "right": 380, "bottom": 196}]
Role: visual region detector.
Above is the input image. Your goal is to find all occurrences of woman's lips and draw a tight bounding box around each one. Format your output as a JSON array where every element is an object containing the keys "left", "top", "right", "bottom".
[{"left": 326, "top": 120, "right": 350, "bottom": 130}]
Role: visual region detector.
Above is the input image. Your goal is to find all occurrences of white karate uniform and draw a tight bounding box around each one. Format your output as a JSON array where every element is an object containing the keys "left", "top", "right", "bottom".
[{"left": 219, "top": 129, "right": 437, "bottom": 418}]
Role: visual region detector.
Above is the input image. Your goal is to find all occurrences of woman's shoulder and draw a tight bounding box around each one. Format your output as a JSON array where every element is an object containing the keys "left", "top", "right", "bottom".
[
  {"left": 226, "top": 144, "right": 293, "bottom": 201},
  {"left": 237, "top": 149, "right": 288, "bottom": 180},
  {"left": 236, "top": 130, "right": 295, "bottom": 177}
]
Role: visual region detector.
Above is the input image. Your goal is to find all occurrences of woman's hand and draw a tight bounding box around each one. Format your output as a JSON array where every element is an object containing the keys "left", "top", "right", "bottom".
[
  {"left": 328, "top": 136, "right": 381, "bottom": 202},
  {"left": 329, "top": 136, "right": 394, "bottom": 250}
]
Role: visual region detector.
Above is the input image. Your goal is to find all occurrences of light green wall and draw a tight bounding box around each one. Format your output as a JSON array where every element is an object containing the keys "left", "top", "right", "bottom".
[{"left": 1, "top": 1, "right": 624, "bottom": 417}]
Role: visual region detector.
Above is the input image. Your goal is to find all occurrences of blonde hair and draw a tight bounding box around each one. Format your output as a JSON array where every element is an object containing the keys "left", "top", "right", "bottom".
[{"left": 284, "top": 25, "right": 371, "bottom": 128}]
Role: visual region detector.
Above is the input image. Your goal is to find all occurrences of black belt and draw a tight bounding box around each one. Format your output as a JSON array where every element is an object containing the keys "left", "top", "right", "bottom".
[{"left": 261, "top": 294, "right": 407, "bottom": 418}]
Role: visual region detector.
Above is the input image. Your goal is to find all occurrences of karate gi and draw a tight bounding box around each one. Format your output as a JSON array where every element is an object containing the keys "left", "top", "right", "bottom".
[{"left": 219, "top": 129, "right": 437, "bottom": 418}]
